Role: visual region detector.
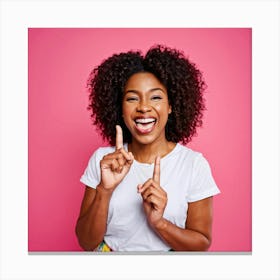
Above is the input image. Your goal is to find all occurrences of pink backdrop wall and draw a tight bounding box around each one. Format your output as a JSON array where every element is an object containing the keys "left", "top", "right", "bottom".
[{"left": 28, "top": 28, "right": 251, "bottom": 252}]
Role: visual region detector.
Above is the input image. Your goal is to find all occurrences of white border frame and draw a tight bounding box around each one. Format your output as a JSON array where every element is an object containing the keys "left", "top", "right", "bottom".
[{"left": 1, "top": 0, "right": 279, "bottom": 279}]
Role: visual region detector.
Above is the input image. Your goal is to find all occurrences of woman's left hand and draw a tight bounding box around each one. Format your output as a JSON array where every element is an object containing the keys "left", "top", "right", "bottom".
[{"left": 138, "top": 156, "right": 167, "bottom": 228}]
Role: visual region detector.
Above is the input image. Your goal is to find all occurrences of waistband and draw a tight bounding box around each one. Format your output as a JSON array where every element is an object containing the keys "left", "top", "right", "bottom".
[{"left": 94, "top": 240, "right": 113, "bottom": 252}]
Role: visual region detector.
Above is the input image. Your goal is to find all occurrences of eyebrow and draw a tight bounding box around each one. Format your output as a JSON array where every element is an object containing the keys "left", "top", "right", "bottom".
[{"left": 124, "top": 88, "right": 165, "bottom": 94}]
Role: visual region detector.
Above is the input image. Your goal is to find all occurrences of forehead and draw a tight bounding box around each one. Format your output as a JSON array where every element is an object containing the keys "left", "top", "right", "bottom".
[{"left": 124, "top": 72, "right": 166, "bottom": 90}]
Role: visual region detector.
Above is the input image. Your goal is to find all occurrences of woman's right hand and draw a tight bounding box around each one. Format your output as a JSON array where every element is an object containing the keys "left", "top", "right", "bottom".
[{"left": 99, "top": 125, "right": 134, "bottom": 190}]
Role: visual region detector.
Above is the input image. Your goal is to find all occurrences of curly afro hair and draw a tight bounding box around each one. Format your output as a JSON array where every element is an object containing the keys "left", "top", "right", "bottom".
[{"left": 87, "top": 45, "right": 206, "bottom": 146}]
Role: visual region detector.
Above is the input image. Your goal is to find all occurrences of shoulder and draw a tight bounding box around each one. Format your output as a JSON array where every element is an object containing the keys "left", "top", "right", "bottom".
[
  {"left": 86, "top": 145, "right": 116, "bottom": 165},
  {"left": 172, "top": 143, "right": 203, "bottom": 161},
  {"left": 94, "top": 145, "right": 116, "bottom": 157},
  {"left": 170, "top": 143, "right": 212, "bottom": 171}
]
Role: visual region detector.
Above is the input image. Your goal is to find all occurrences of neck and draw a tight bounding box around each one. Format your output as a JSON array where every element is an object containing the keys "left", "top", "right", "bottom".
[{"left": 128, "top": 138, "right": 176, "bottom": 164}]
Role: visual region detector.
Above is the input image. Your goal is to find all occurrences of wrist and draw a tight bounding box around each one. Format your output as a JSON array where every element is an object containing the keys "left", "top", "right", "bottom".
[
  {"left": 153, "top": 218, "right": 168, "bottom": 231},
  {"left": 96, "top": 184, "right": 114, "bottom": 197}
]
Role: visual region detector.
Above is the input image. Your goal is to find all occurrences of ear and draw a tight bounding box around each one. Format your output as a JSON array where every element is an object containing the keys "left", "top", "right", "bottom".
[{"left": 168, "top": 105, "right": 172, "bottom": 114}]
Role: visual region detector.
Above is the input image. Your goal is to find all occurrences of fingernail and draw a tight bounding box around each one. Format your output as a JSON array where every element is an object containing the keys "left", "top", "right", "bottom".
[{"left": 137, "top": 184, "right": 142, "bottom": 192}]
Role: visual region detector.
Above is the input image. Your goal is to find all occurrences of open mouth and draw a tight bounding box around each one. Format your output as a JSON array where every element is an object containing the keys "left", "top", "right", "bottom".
[{"left": 134, "top": 118, "right": 156, "bottom": 133}]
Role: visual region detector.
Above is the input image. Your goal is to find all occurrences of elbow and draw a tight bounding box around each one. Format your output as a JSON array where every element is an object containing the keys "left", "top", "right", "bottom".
[
  {"left": 75, "top": 223, "right": 99, "bottom": 251},
  {"left": 175, "top": 235, "right": 212, "bottom": 252},
  {"left": 192, "top": 228, "right": 212, "bottom": 251},
  {"left": 200, "top": 238, "right": 211, "bottom": 251},
  {"left": 76, "top": 232, "right": 97, "bottom": 251},
  {"left": 78, "top": 241, "right": 96, "bottom": 252},
  {"left": 185, "top": 234, "right": 211, "bottom": 251},
  {"left": 196, "top": 236, "right": 212, "bottom": 251}
]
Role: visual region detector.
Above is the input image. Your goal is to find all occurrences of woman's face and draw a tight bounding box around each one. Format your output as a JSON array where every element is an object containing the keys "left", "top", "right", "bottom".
[{"left": 122, "top": 72, "right": 171, "bottom": 145}]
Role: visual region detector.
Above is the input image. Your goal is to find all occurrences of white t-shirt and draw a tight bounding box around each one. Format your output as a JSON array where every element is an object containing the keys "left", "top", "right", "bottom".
[{"left": 80, "top": 143, "right": 220, "bottom": 251}]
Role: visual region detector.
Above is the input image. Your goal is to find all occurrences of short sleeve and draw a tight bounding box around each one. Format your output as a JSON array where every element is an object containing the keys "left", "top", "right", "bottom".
[
  {"left": 80, "top": 150, "right": 101, "bottom": 189},
  {"left": 186, "top": 154, "right": 220, "bottom": 202}
]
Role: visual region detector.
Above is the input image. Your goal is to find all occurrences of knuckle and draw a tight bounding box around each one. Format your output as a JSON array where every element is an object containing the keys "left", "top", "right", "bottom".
[{"left": 118, "top": 153, "right": 124, "bottom": 160}]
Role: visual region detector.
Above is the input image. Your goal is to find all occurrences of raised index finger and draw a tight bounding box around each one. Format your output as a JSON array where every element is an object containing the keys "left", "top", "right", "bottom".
[
  {"left": 153, "top": 156, "right": 161, "bottom": 184},
  {"left": 115, "top": 125, "right": 123, "bottom": 150}
]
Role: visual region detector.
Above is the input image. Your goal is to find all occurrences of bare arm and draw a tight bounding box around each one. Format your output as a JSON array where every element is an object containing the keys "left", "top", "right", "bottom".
[
  {"left": 75, "top": 185, "right": 113, "bottom": 251},
  {"left": 138, "top": 156, "right": 213, "bottom": 251},
  {"left": 75, "top": 125, "right": 134, "bottom": 251},
  {"left": 153, "top": 197, "right": 213, "bottom": 251}
]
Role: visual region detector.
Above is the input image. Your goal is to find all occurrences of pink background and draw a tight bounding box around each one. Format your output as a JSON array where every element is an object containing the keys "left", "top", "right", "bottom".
[{"left": 28, "top": 28, "right": 251, "bottom": 252}]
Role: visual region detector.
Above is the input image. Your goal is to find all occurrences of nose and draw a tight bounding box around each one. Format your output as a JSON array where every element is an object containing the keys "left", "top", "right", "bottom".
[{"left": 136, "top": 100, "right": 152, "bottom": 113}]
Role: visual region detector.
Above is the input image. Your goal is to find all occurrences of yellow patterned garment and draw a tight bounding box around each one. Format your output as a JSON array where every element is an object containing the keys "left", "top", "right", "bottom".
[{"left": 94, "top": 241, "right": 113, "bottom": 252}]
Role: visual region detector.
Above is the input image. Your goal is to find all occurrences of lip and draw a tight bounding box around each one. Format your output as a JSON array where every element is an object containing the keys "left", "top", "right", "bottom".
[{"left": 133, "top": 117, "right": 157, "bottom": 134}]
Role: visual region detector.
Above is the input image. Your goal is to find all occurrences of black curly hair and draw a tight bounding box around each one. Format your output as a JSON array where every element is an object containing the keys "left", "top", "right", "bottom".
[{"left": 87, "top": 45, "right": 206, "bottom": 146}]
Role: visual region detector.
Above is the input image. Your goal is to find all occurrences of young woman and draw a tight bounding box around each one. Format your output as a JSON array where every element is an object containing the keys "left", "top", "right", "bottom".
[{"left": 75, "top": 45, "right": 220, "bottom": 252}]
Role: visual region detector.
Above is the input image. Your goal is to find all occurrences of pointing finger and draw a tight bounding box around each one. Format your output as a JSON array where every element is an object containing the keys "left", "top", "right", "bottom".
[
  {"left": 119, "top": 149, "right": 134, "bottom": 163},
  {"left": 153, "top": 156, "right": 161, "bottom": 184},
  {"left": 115, "top": 125, "right": 123, "bottom": 150}
]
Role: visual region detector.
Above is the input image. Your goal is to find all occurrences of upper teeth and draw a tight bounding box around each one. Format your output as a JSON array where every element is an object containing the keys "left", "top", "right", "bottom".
[{"left": 135, "top": 118, "right": 156, "bottom": 124}]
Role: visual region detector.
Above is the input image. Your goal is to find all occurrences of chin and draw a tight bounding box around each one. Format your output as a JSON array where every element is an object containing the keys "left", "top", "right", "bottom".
[
  {"left": 125, "top": 122, "right": 166, "bottom": 145},
  {"left": 132, "top": 133, "right": 165, "bottom": 146}
]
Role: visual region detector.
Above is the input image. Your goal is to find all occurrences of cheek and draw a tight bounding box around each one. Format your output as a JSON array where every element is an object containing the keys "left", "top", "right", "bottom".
[
  {"left": 122, "top": 106, "right": 130, "bottom": 115},
  {"left": 122, "top": 105, "right": 134, "bottom": 124},
  {"left": 155, "top": 104, "right": 170, "bottom": 119}
]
